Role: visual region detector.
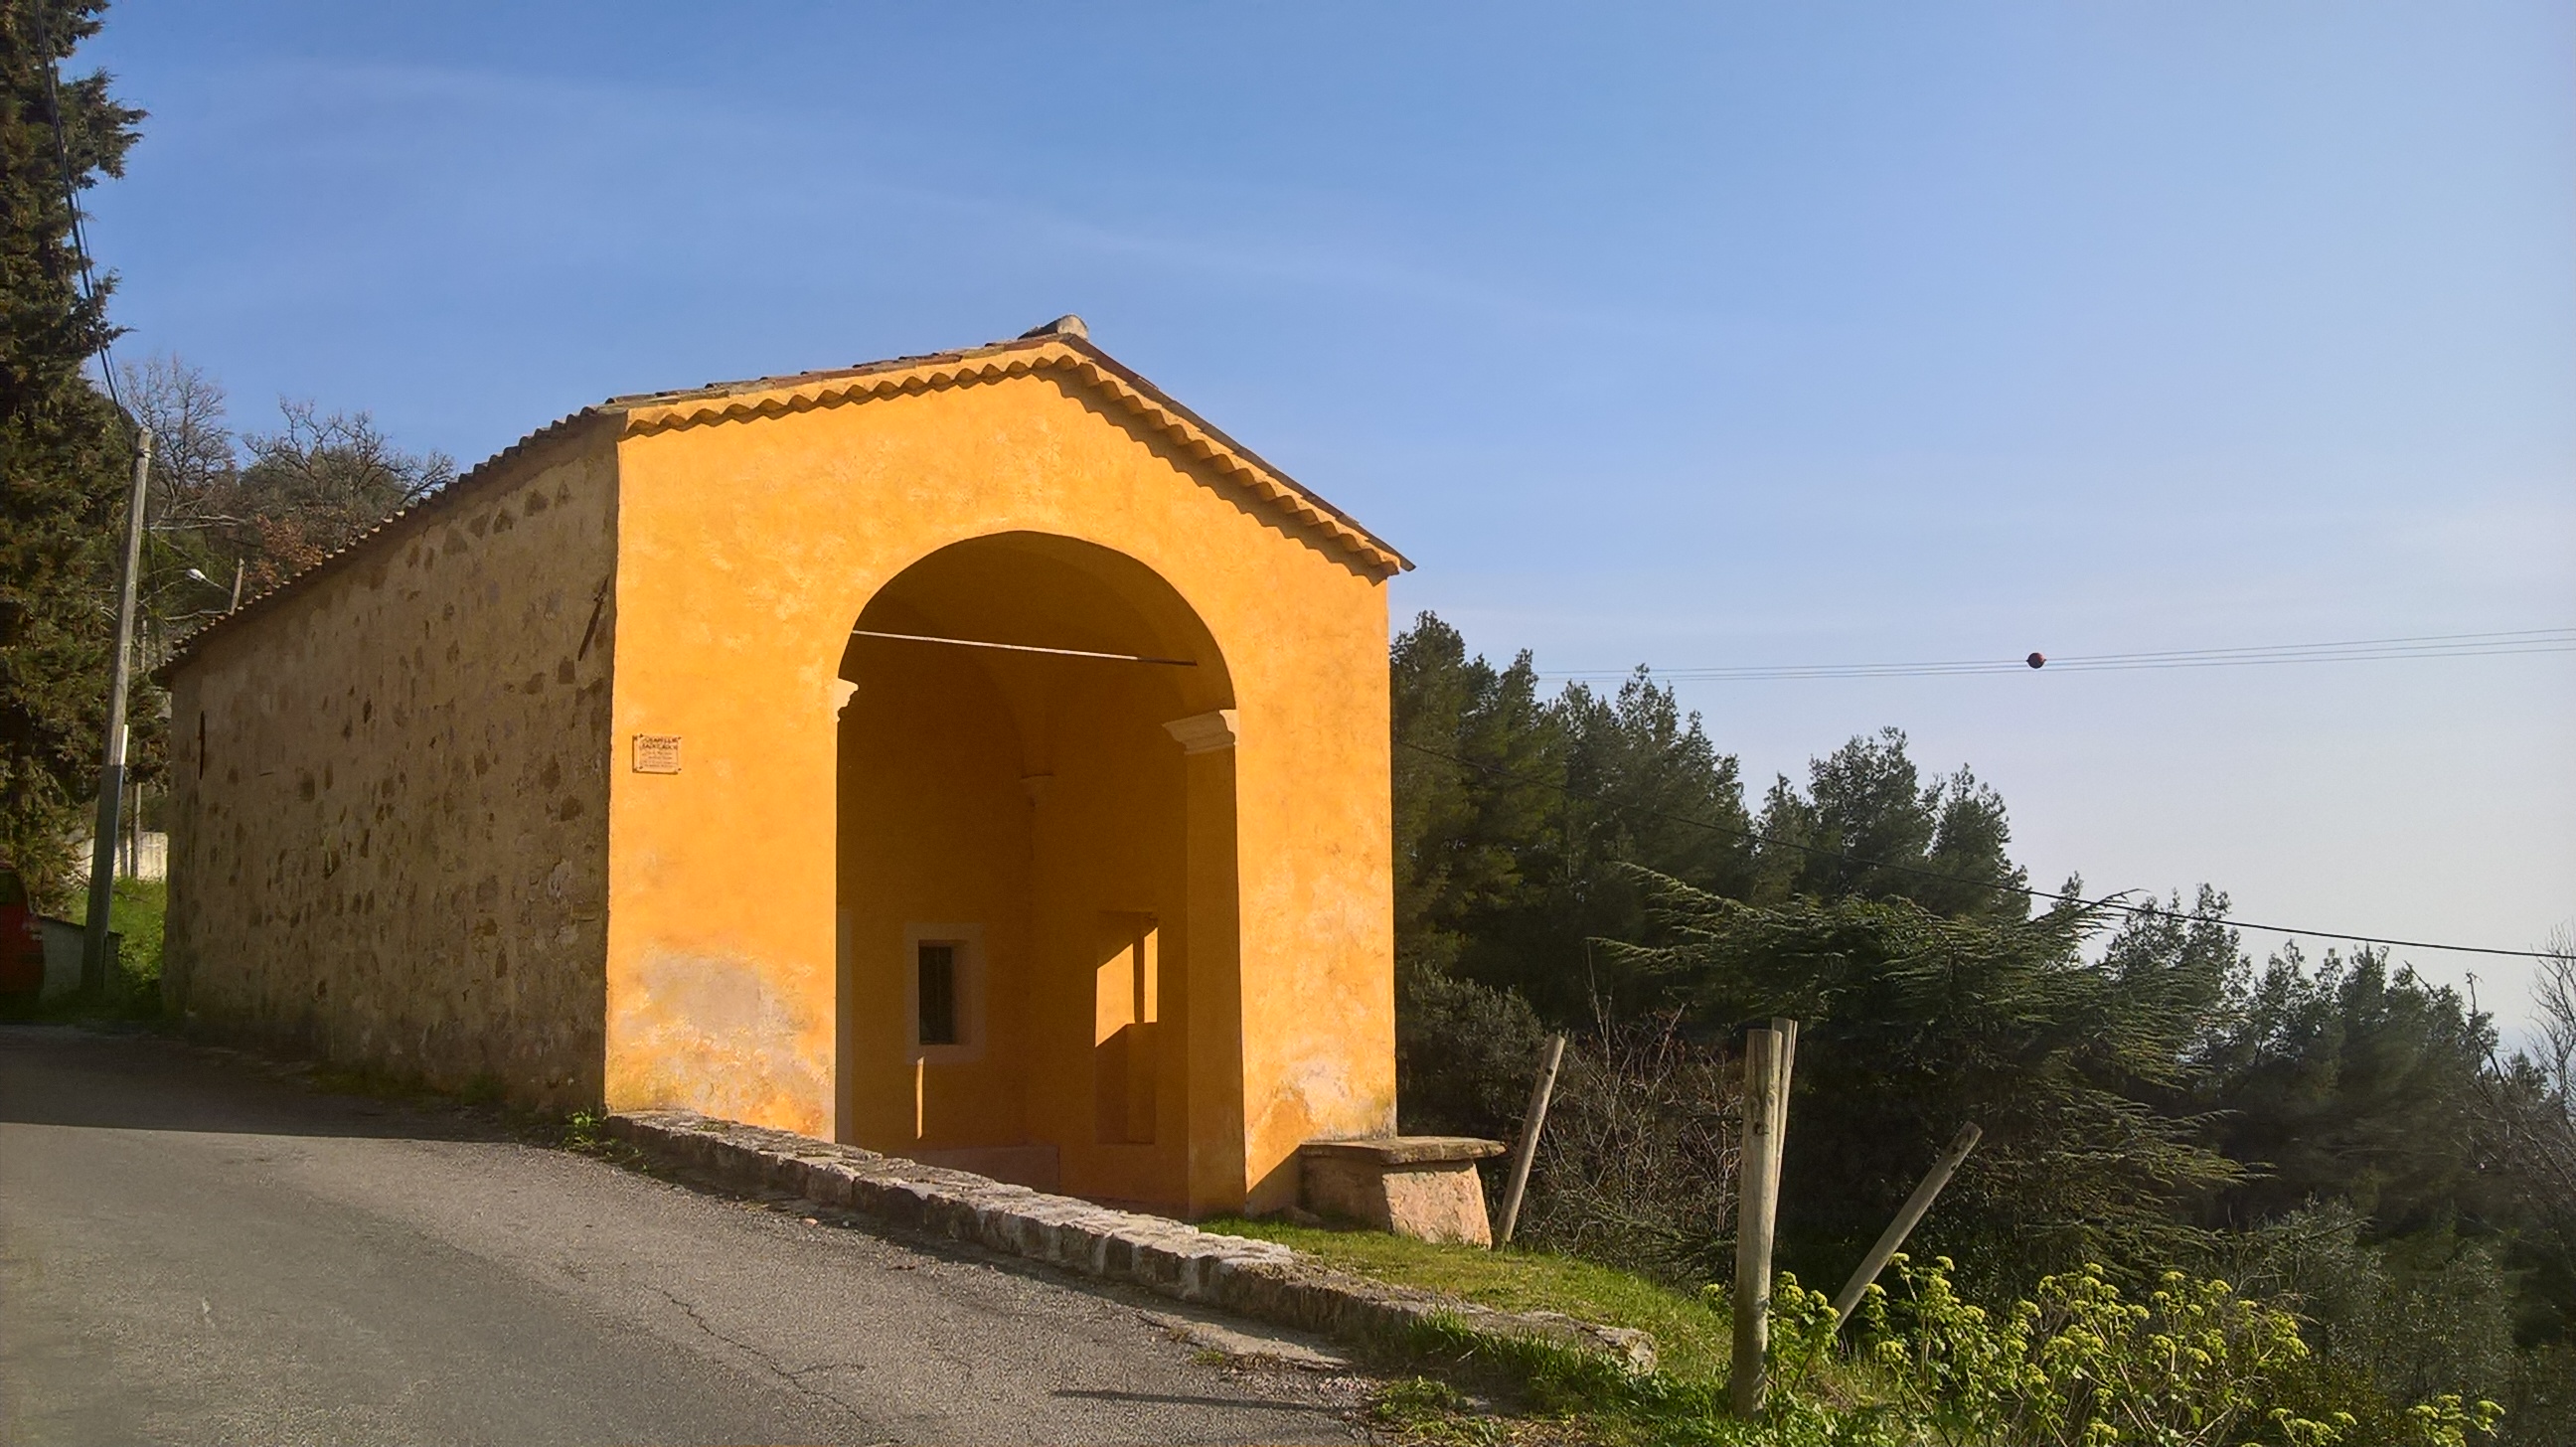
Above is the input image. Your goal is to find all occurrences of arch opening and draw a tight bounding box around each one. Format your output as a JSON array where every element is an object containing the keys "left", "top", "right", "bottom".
[{"left": 833, "top": 532, "right": 1236, "bottom": 1209}]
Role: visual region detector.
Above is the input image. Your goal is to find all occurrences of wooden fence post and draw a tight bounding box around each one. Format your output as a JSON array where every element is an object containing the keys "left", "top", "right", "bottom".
[
  {"left": 1496, "top": 1033, "right": 1565, "bottom": 1246},
  {"left": 1830, "top": 1121, "right": 1983, "bottom": 1333},
  {"left": 1730, "top": 1023, "right": 1794, "bottom": 1418},
  {"left": 1766, "top": 1016, "right": 1798, "bottom": 1188}
]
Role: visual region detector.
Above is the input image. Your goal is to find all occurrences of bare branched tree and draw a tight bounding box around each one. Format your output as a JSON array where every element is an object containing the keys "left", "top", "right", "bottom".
[
  {"left": 229, "top": 401, "right": 455, "bottom": 590},
  {"left": 2522, "top": 932, "right": 2576, "bottom": 1224},
  {"left": 2465, "top": 931, "right": 2576, "bottom": 1321},
  {"left": 2533, "top": 928, "right": 2576, "bottom": 1105},
  {"left": 119, "top": 375, "right": 461, "bottom": 606},
  {"left": 93, "top": 362, "right": 465, "bottom": 637},
  {"left": 121, "top": 353, "right": 238, "bottom": 529},
  {"left": 121, "top": 354, "right": 245, "bottom": 629},
  {"left": 1517, "top": 1006, "right": 1743, "bottom": 1285}
]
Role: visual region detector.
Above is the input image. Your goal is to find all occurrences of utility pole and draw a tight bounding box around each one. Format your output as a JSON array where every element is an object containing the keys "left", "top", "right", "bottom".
[{"left": 82, "top": 427, "right": 154, "bottom": 991}]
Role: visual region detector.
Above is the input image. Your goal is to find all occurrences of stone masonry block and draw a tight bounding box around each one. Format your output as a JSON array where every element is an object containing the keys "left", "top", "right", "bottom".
[{"left": 1298, "top": 1136, "right": 1507, "bottom": 1246}]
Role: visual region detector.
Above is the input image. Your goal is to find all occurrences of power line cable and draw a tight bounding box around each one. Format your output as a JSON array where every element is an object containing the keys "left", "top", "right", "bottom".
[
  {"left": 1394, "top": 737, "right": 2563, "bottom": 961},
  {"left": 1537, "top": 627, "right": 2576, "bottom": 683}
]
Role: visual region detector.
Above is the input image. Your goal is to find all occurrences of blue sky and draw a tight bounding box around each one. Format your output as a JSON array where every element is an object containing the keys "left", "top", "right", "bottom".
[{"left": 81, "top": 4, "right": 2574, "bottom": 1025}]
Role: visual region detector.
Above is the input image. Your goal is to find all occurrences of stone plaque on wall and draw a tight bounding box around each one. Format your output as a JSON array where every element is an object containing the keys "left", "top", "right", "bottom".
[{"left": 632, "top": 734, "right": 682, "bottom": 774}]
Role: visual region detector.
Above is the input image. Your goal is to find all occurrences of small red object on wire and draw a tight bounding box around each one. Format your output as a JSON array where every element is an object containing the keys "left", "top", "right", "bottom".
[{"left": 2026, "top": 652, "right": 2046, "bottom": 670}]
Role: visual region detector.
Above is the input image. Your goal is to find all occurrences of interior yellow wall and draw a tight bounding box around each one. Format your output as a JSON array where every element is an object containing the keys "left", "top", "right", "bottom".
[
  {"left": 833, "top": 616, "right": 1035, "bottom": 1153},
  {"left": 1018, "top": 625, "right": 1195, "bottom": 1205},
  {"left": 603, "top": 370, "right": 1394, "bottom": 1212},
  {"left": 1049, "top": 741, "right": 1189, "bottom": 1201},
  {"left": 836, "top": 570, "right": 1212, "bottom": 1205},
  {"left": 160, "top": 428, "right": 619, "bottom": 1108},
  {"left": 834, "top": 574, "right": 1198, "bottom": 1203}
]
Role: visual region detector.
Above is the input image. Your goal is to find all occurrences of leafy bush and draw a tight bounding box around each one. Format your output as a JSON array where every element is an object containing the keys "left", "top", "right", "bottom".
[
  {"left": 1854, "top": 1256, "right": 2348, "bottom": 1446},
  {"left": 1394, "top": 960, "right": 1548, "bottom": 1141},
  {"left": 2221, "top": 1206, "right": 2518, "bottom": 1412},
  {"left": 1486, "top": 1255, "right": 2499, "bottom": 1447},
  {"left": 1721, "top": 1256, "right": 2501, "bottom": 1447},
  {"left": 2494, "top": 1343, "right": 2574, "bottom": 1447}
]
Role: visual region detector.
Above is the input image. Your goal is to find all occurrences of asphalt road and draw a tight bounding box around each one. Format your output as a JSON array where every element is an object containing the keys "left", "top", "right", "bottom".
[{"left": 0, "top": 1026, "right": 1371, "bottom": 1446}]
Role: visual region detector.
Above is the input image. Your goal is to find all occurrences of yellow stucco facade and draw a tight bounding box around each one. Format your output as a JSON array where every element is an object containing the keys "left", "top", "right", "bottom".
[{"left": 162, "top": 326, "right": 1405, "bottom": 1215}]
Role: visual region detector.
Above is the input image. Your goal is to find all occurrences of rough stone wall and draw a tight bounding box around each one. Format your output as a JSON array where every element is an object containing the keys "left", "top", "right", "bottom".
[{"left": 162, "top": 426, "right": 618, "bottom": 1109}]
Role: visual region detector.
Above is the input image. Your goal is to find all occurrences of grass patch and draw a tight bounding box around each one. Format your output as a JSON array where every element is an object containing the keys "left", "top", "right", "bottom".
[
  {"left": 1203, "top": 1215, "right": 1735, "bottom": 1393},
  {"left": 32, "top": 877, "right": 169, "bottom": 1022},
  {"left": 1369, "top": 1375, "right": 1510, "bottom": 1446},
  {"left": 1199, "top": 1220, "right": 1907, "bottom": 1444},
  {"left": 102, "top": 877, "right": 165, "bottom": 991}
]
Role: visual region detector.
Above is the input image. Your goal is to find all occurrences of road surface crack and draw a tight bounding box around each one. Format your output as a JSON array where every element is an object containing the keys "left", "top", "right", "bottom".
[{"left": 652, "top": 1285, "right": 869, "bottom": 1419}]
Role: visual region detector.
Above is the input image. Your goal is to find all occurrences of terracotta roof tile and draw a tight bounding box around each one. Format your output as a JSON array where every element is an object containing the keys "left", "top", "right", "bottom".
[{"left": 158, "top": 332, "right": 1404, "bottom": 677}]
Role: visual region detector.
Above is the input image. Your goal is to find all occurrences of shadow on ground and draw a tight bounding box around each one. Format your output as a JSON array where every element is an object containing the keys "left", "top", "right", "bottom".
[{"left": 0, "top": 1024, "right": 517, "bottom": 1143}]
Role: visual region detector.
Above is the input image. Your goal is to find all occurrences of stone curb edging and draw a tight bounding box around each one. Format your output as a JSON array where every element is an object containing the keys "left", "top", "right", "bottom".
[{"left": 605, "top": 1110, "right": 1655, "bottom": 1376}]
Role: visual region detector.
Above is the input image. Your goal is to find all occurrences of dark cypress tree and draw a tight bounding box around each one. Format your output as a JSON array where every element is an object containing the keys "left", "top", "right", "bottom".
[{"left": 0, "top": 0, "right": 143, "bottom": 907}]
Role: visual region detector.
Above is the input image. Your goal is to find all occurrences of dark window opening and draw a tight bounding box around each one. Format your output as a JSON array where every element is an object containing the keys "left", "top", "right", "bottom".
[
  {"left": 917, "top": 943, "right": 958, "bottom": 1046},
  {"left": 197, "top": 714, "right": 207, "bottom": 779}
]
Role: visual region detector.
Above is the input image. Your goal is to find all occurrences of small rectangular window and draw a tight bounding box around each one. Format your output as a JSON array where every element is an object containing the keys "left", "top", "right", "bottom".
[{"left": 917, "top": 942, "right": 958, "bottom": 1046}]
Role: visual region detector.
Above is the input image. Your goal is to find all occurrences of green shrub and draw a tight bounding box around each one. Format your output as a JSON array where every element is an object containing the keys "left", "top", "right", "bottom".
[
  {"left": 1394, "top": 959, "right": 1548, "bottom": 1141},
  {"left": 1848, "top": 1255, "right": 2502, "bottom": 1447},
  {"left": 2218, "top": 1206, "right": 2520, "bottom": 1418}
]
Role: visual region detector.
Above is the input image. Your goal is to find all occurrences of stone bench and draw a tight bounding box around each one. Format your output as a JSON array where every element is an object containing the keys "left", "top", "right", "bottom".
[{"left": 1298, "top": 1136, "right": 1508, "bottom": 1246}]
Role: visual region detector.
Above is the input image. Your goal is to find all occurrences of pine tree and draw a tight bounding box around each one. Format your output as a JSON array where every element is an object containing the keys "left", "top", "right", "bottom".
[
  {"left": 1751, "top": 726, "right": 2031, "bottom": 919},
  {"left": 0, "top": 0, "right": 143, "bottom": 907}
]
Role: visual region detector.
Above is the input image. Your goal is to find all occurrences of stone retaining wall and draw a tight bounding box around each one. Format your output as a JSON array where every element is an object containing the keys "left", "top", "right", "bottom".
[{"left": 607, "top": 1110, "right": 1654, "bottom": 1374}]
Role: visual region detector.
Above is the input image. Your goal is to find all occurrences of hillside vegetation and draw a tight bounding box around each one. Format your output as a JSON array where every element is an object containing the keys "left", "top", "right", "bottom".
[{"left": 1388, "top": 613, "right": 2574, "bottom": 1445}]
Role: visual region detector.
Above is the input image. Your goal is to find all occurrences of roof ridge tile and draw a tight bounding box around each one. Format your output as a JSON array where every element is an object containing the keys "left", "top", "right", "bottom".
[{"left": 160, "top": 333, "right": 1405, "bottom": 678}]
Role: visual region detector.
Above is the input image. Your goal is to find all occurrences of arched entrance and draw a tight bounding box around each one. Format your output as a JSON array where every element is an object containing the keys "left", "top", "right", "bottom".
[{"left": 833, "top": 532, "right": 1236, "bottom": 1208}]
